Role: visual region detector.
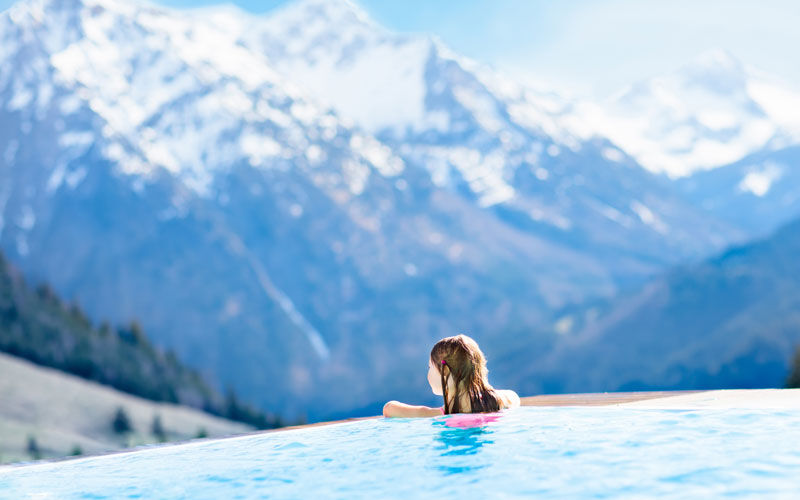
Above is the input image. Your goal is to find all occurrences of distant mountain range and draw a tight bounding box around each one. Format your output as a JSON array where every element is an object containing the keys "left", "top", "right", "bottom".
[
  {"left": 1, "top": 0, "right": 799, "bottom": 419},
  {"left": 677, "top": 144, "right": 800, "bottom": 237},
  {"left": 569, "top": 49, "right": 800, "bottom": 178},
  {"left": 208, "top": 0, "right": 745, "bottom": 280},
  {"left": 517, "top": 215, "right": 800, "bottom": 395}
]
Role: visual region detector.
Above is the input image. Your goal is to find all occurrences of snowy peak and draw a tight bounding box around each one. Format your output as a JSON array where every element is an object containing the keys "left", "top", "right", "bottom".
[
  {"left": 614, "top": 50, "right": 755, "bottom": 117},
  {"left": 1, "top": 0, "right": 409, "bottom": 199},
  {"left": 255, "top": 0, "right": 393, "bottom": 65},
  {"left": 5, "top": 0, "right": 141, "bottom": 31},
  {"left": 679, "top": 49, "right": 748, "bottom": 90},
  {"left": 2, "top": 0, "right": 84, "bottom": 54},
  {"left": 224, "top": 0, "right": 740, "bottom": 244},
  {"left": 241, "top": 0, "right": 581, "bottom": 144},
  {"left": 576, "top": 48, "right": 800, "bottom": 177},
  {"left": 276, "top": 0, "right": 374, "bottom": 27}
]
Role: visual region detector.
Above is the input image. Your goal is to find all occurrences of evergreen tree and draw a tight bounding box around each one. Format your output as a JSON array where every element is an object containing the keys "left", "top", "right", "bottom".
[
  {"left": 68, "top": 302, "right": 90, "bottom": 329},
  {"left": 0, "top": 248, "right": 287, "bottom": 430},
  {"left": 70, "top": 444, "right": 83, "bottom": 456},
  {"left": 128, "top": 320, "right": 149, "bottom": 346},
  {"left": 195, "top": 427, "right": 208, "bottom": 439},
  {"left": 224, "top": 386, "right": 277, "bottom": 429},
  {"left": 112, "top": 406, "right": 133, "bottom": 434},
  {"left": 27, "top": 435, "right": 41, "bottom": 460},
  {"left": 99, "top": 320, "right": 112, "bottom": 337},
  {"left": 151, "top": 414, "right": 167, "bottom": 442},
  {"left": 35, "top": 282, "right": 56, "bottom": 304},
  {"left": 787, "top": 345, "right": 800, "bottom": 389},
  {"left": 2, "top": 302, "right": 18, "bottom": 321}
]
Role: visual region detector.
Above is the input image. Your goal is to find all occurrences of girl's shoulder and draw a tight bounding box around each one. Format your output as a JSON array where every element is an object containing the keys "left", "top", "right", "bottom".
[{"left": 495, "top": 389, "right": 521, "bottom": 409}]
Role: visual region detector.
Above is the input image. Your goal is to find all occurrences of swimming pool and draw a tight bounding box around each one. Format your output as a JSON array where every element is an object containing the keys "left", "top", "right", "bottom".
[{"left": 1, "top": 406, "right": 799, "bottom": 499}]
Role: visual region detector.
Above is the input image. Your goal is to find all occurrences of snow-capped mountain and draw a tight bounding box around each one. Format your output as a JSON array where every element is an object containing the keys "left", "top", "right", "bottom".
[
  {"left": 202, "top": 0, "right": 741, "bottom": 285},
  {"left": 572, "top": 49, "right": 800, "bottom": 178},
  {"left": 0, "top": 0, "right": 468, "bottom": 415},
  {"left": 0, "top": 0, "right": 768, "bottom": 419},
  {"left": 567, "top": 48, "right": 800, "bottom": 241},
  {"left": 0, "top": 0, "right": 656, "bottom": 419}
]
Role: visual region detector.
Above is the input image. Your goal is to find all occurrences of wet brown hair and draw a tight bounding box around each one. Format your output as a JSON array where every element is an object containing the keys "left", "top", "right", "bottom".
[{"left": 430, "top": 334, "right": 501, "bottom": 414}]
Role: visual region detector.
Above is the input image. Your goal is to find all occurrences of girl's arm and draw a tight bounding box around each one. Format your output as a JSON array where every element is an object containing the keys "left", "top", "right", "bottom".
[{"left": 383, "top": 401, "right": 443, "bottom": 418}]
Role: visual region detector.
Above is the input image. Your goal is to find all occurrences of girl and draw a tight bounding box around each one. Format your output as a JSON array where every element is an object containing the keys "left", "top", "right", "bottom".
[{"left": 383, "top": 334, "right": 520, "bottom": 418}]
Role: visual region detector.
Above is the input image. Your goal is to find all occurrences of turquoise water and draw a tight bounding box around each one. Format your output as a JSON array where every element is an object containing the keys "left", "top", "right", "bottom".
[{"left": 1, "top": 406, "right": 799, "bottom": 499}]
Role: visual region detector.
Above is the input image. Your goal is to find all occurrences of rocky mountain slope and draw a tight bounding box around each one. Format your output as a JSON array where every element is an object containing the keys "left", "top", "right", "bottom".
[{"left": 210, "top": 0, "right": 742, "bottom": 285}]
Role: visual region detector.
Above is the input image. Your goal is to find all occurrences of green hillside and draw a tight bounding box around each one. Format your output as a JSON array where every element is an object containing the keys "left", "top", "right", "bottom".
[
  {"left": 0, "top": 351, "right": 253, "bottom": 465},
  {"left": 0, "top": 250, "right": 282, "bottom": 429}
]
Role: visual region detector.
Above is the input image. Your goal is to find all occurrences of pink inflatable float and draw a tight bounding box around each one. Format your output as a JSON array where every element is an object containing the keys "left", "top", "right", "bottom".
[{"left": 443, "top": 413, "right": 502, "bottom": 428}]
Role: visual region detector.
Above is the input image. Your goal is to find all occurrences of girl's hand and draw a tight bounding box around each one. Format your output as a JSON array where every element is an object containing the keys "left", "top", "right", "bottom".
[{"left": 497, "top": 389, "right": 521, "bottom": 409}]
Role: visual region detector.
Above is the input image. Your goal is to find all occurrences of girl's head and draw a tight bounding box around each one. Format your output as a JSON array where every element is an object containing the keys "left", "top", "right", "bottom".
[{"left": 428, "top": 334, "right": 500, "bottom": 414}]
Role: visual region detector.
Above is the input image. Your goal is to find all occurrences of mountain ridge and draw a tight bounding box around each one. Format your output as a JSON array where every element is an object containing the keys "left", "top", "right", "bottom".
[
  {"left": 1, "top": 0, "right": 797, "bottom": 420},
  {"left": 517, "top": 215, "right": 800, "bottom": 395},
  {"left": 570, "top": 49, "right": 800, "bottom": 178}
]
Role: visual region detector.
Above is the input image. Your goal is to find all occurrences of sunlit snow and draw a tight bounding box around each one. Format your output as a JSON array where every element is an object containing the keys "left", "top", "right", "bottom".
[{"left": 738, "top": 163, "right": 783, "bottom": 197}]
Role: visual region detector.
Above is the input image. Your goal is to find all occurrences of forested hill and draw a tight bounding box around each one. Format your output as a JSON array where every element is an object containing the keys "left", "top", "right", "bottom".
[
  {"left": 0, "top": 250, "right": 282, "bottom": 429},
  {"left": 524, "top": 216, "right": 800, "bottom": 394}
]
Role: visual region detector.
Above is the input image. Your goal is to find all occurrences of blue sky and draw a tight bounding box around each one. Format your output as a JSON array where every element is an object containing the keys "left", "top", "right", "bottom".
[{"left": 3, "top": 0, "right": 799, "bottom": 97}]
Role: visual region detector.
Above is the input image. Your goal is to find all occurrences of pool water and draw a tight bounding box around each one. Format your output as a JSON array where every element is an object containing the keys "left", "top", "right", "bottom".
[{"left": 1, "top": 406, "right": 799, "bottom": 499}]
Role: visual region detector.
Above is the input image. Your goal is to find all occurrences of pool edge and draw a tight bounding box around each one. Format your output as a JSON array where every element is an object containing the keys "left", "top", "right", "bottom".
[{"left": 10, "top": 388, "right": 799, "bottom": 471}]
